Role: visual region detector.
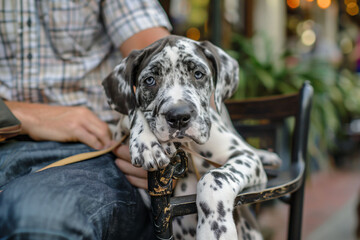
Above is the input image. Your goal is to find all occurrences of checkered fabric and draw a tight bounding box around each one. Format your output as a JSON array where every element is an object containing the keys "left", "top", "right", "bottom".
[{"left": 0, "top": 0, "right": 171, "bottom": 123}]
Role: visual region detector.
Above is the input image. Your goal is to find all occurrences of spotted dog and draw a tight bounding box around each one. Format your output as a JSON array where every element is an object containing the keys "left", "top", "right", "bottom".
[{"left": 102, "top": 36, "right": 280, "bottom": 240}]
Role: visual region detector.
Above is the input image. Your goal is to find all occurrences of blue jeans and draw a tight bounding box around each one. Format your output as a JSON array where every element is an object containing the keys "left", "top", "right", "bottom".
[{"left": 0, "top": 140, "right": 155, "bottom": 240}]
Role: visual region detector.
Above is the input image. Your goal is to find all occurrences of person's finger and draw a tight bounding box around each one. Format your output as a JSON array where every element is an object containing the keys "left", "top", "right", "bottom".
[
  {"left": 74, "top": 127, "right": 104, "bottom": 150},
  {"left": 113, "top": 144, "right": 131, "bottom": 162},
  {"left": 125, "top": 175, "right": 148, "bottom": 190},
  {"left": 84, "top": 124, "right": 112, "bottom": 149},
  {"left": 80, "top": 112, "right": 112, "bottom": 148},
  {"left": 115, "top": 158, "right": 147, "bottom": 179}
]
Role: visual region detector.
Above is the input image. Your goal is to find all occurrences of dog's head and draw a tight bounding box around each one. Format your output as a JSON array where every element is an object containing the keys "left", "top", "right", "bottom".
[{"left": 103, "top": 36, "right": 239, "bottom": 144}]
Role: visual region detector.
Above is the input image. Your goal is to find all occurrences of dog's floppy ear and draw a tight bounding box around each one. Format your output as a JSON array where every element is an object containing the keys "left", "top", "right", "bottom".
[
  {"left": 102, "top": 56, "right": 136, "bottom": 115},
  {"left": 102, "top": 38, "right": 169, "bottom": 115},
  {"left": 198, "top": 41, "right": 239, "bottom": 113}
]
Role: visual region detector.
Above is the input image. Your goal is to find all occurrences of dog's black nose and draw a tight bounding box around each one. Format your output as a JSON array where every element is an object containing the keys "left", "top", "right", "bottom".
[{"left": 165, "top": 103, "right": 193, "bottom": 129}]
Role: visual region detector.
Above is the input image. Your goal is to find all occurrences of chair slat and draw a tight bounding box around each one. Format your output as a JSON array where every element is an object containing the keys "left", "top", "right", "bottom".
[{"left": 225, "top": 93, "right": 299, "bottom": 120}]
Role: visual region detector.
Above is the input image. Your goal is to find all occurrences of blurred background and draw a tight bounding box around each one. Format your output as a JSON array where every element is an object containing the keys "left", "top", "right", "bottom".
[{"left": 158, "top": 0, "right": 360, "bottom": 239}]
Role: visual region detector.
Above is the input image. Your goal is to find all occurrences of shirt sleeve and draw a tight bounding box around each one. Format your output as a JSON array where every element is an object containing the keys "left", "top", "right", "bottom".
[{"left": 102, "top": 0, "right": 172, "bottom": 48}]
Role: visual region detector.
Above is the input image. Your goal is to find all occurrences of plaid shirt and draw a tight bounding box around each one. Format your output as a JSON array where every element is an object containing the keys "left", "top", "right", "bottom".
[{"left": 0, "top": 0, "right": 171, "bottom": 123}]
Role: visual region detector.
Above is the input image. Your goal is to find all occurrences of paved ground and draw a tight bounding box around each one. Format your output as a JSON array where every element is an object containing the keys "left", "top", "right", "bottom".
[
  {"left": 258, "top": 164, "right": 360, "bottom": 240},
  {"left": 307, "top": 193, "right": 358, "bottom": 240}
]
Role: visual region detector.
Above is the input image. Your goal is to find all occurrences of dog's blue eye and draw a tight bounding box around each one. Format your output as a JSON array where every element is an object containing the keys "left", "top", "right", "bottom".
[
  {"left": 194, "top": 71, "right": 204, "bottom": 79},
  {"left": 145, "top": 77, "right": 156, "bottom": 86}
]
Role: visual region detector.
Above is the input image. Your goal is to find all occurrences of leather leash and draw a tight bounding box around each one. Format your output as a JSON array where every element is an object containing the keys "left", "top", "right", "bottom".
[
  {"left": 36, "top": 135, "right": 129, "bottom": 172},
  {"left": 35, "top": 135, "right": 219, "bottom": 182},
  {"left": 35, "top": 136, "right": 275, "bottom": 182},
  {"left": 180, "top": 145, "right": 222, "bottom": 181}
]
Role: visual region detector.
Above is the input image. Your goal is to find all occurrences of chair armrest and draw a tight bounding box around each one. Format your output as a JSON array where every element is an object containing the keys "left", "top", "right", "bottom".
[{"left": 170, "top": 159, "right": 305, "bottom": 218}]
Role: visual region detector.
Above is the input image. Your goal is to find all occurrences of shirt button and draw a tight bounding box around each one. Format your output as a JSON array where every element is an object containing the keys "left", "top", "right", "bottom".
[
  {"left": 27, "top": 18, "right": 32, "bottom": 27},
  {"left": 27, "top": 53, "right": 33, "bottom": 60}
]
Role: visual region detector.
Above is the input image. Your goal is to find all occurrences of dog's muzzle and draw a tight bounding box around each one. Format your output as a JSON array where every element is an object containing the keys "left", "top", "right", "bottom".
[{"left": 164, "top": 102, "right": 195, "bottom": 130}]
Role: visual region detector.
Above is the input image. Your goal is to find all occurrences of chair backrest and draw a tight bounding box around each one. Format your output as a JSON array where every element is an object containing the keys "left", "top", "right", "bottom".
[{"left": 225, "top": 82, "right": 313, "bottom": 168}]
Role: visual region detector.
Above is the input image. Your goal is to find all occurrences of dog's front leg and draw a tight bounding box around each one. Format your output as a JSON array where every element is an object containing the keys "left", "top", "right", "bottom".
[
  {"left": 194, "top": 109, "right": 267, "bottom": 240},
  {"left": 129, "top": 109, "right": 176, "bottom": 170},
  {"left": 196, "top": 156, "right": 265, "bottom": 240}
]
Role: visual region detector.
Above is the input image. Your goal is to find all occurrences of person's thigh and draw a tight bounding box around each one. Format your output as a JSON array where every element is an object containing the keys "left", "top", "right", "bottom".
[{"left": 0, "top": 140, "right": 154, "bottom": 240}]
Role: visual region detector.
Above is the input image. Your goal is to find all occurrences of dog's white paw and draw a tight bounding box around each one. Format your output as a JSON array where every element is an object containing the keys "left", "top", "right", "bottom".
[
  {"left": 161, "top": 142, "right": 177, "bottom": 157},
  {"left": 255, "top": 149, "right": 282, "bottom": 169},
  {"left": 129, "top": 133, "right": 170, "bottom": 171}
]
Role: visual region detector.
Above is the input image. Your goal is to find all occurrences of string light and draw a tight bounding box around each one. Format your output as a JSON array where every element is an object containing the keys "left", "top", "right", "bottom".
[
  {"left": 301, "top": 29, "right": 316, "bottom": 46},
  {"left": 346, "top": 2, "right": 359, "bottom": 15},
  {"left": 287, "top": 0, "right": 300, "bottom": 9},
  {"left": 317, "top": 0, "right": 331, "bottom": 9},
  {"left": 186, "top": 27, "right": 201, "bottom": 41}
]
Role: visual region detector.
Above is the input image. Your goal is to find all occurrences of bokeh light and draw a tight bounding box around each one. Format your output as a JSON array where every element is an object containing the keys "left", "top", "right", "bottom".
[
  {"left": 186, "top": 27, "right": 201, "bottom": 41},
  {"left": 340, "top": 37, "right": 353, "bottom": 54},
  {"left": 287, "top": 0, "right": 300, "bottom": 9},
  {"left": 301, "top": 29, "right": 316, "bottom": 46},
  {"left": 317, "top": 0, "right": 331, "bottom": 9},
  {"left": 346, "top": 2, "right": 359, "bottom": 16}
]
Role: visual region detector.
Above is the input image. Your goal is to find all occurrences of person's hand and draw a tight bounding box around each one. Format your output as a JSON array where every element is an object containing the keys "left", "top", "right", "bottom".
[
  {"left": 5, "top": 101, "right": 112, "bottom": 150},
  {"left": 113, "top": 144, "right": 148, "bottom": 189}
]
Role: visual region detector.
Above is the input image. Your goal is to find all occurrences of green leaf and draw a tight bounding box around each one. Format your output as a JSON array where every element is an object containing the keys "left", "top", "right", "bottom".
[{"left": 254, "top": 67, "right": 275, "bottom": 90}]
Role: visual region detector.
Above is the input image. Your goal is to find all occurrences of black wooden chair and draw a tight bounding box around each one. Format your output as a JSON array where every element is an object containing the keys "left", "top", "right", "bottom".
[{"left": 148, "top": 82, "right": 313, "bottom": 240}]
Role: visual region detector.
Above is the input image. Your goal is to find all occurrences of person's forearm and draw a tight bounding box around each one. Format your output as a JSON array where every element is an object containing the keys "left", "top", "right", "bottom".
[
  {"left": 119, "top": 27, "right": 170, "bottom": 57},
  {"left": 4, "top": 101, "right": 39, "bottom": 135}
]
